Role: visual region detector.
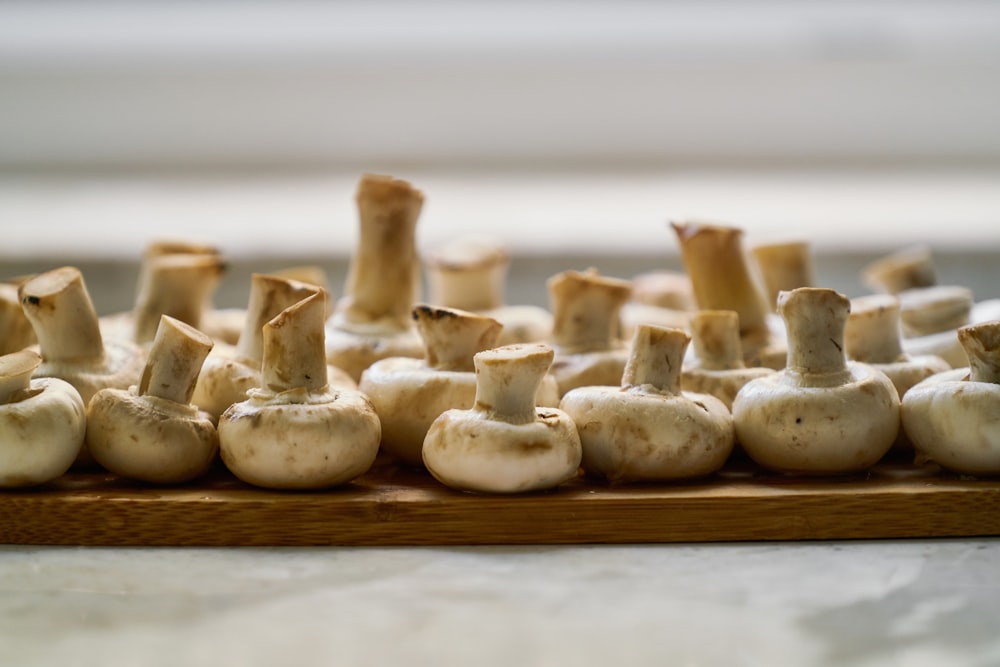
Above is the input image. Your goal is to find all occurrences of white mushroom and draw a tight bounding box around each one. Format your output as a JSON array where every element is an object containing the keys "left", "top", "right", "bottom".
[
  {"left": 862, "top": 245, "right": 937, "bottom": 295},
  {"left": 671, "top": 220, "right": 786, "bottom": 369},
  {"left": 751, "top": 240, "right": 815, "bottom": 311},
  {"left": 422, "top": 343, "right": 582, "bottom": 494},
  {"left": 0, "top": 349, "right": 86, "bottom": 487},
  {"left": 547, "top": 269, "right": 632, "bottom": 396},
  {"left": 901, "top": 320, "right": 1000, "bottom": 475},
  {"left": 897, "top": 286, "right": 973, "bottom": 368},
  {"left": 86, "top": 316, "right": 219, "bottom": 483},
  {"left": 560, "top": 324, "right": 734, "bottom": 483},
  {"left": 220, "top": 292, "right": 381, "bottom": 489},
  {"left": 681, "top": 310, "right": 775, "bottom": 410},
  {"left": 732, "top": 288, "right": 900, "bottom": 474},
  {"left": 326, "top": 173, "right": 425, "bottom": 382},
  {"left": 193, "top": 273, "right": 355, "bottom": 422},
  {"left": 425, "top": 236, "right": 553, "bottom": 345}
]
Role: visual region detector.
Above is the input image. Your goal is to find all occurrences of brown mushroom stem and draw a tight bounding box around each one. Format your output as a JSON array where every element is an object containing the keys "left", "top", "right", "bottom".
[
  {"left": 0, "top": 349, "right": 41, "bottom": 404},
  {"left": 426, "top": 238, "right": 510, "bottom": 312},
  {"left": 959, "top": 322, "right": 1000, "bottom": 384},
  {"left": 236, "top": 274, "right": 320, "bottom": 364},
  {"left": 752, "top": 241, "right": 815, "bottom": 310},
  {"left": 863, "top": 245, "right": 937, "bottom": 294},
  {"left": 844, "top": 294, "right": 904, "bottom": 363},
  {"left": 261, "top": 292, "right": 328, "bottom": 394},
  {"left": 336, "top": 174, "right": 424, "bottom": 331},
  {"left": 1, "top": 283, "right": 36, "bottom": 355},
  {"left": 19, "top": 267, "right": 104, "bottom": 362},
  {"left": 671, "top": 221, "right": 770, "bottom": 338},
  {"left": 622, "top": 325, "right": 687, "bottom": 393},
  {"left": 133, "top": 254, "right": 226, "bottom": 344},
  {"left": 138, "top": 316, "right": 214, "bottom": 404},
  {"left": 474, "top": 344, "right": 553, "bottom": 426},
  {"left": 689, "top": 311, "right": 746, "bottom": 371},
  {"left": 412, "top": 305, "right": 503, "bottom": 372},
  {"left": 548, "top": 270, "right": 632, "bottom": 353},
  {"left": 780, "top": 288, "right": 851, "bottom": 377}
]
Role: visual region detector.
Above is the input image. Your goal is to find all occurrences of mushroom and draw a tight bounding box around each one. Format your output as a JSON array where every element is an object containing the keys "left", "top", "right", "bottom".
[
  {"left": 681, "top": 310, "right": 775, "bottom": 410},
  {"left": 425, "top": 236, "right": 553, "bottom": 345},
  {"left": 732, "top": 288, "right": 900, "bottom": 474},
  {"left": 901, "top": 320, "right": 1000, "bottom": 475},
  {"left": 619, "top": 270, "right": 693, "bottom": 340},
  {"left": 862, "top": 245, "right": 937, "bottom": 295},
  {"left": 671, "top": 220, "right": 786, "bottom": 369},
  {"left": 547, "top": 269, "right": 632, "bottom": 397},
  {"left": 86, "top": 316, "right": 219, "bottom": 483},
  {"left": 0, "top": 349, "right": 86, "bottom": 487},
  {"left": 751, "top": 240, "right": 815, "bottom": 311},
  {"left": 326, "top": 173, "right": 425, "bottom": 382},
  {"left": 422, "top": 343, "right": 582, "bottom": 494},
  {"left": 897, "top": 286, "right": 973, "bottom": 368},
  {"left": 19, "top": 266, "right": 145, "bottom": 407},
  {"left": 219, "top": 291, "right": 381, "bottom": 489},
  {"left": 361, "top": 304, "right": 563, "bottom": 467},
  {"left": 560, "top": 324, "right": 734, "bottom": 483},
  {"left": 0, "top": 280, "right": 35, "bottom": 355},
  {"left": 192, "top": 273, "right": 355, "bottom": 422}
]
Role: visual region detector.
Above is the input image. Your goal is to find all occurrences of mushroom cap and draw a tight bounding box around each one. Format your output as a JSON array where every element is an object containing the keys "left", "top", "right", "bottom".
[
  {"left": 422, "top": 406, "right": 582, "bottom": 494},
  {"left": 680, "top": 367, "right": 775, "bottom": 410},
  {"left": 901, "top": 330, "right": 968, "bottom": 369},
  {"left": 732, "top": 362, "right": 900, "bottom": 474},
  {"left": 0, "top": 376, "right": 85, "bottom": 487},
  {"left": 219, "top": 388, "right": 381, "bottom": 489},
  {"left": 549, "top": 347, "right": 630, "bottom": 397},
  {"left": 867, "top": 355, "right": 953, "bottom": 400},
  {"left": 86, "top": 388, "right": 219, "bottom": 484},
  {"left": 191, "top": 342, "right": 261, "bottom": 421},
  {"left": 902, "top": 369, "right": 1000, "bottom": 475},
  {"left": 34, "top": 338, "right": 145, "bottom": 406},
  {"left": 487, "top": 305, "right": 554, "bottom": 346},
  {"left": 560, "top": 385, "right": 734, "bottom": 482},
  {"left": 325, "top": 325, "right": 424, "bottom": 383}
]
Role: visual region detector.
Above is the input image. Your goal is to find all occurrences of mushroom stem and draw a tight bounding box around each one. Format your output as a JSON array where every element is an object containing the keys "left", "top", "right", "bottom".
[
  {"left": 959, "top": 322, "right": 1000, "bottom": 384},
  {"left": 336, "top": 174, "right": 424, "bottom": 331},
  {"left": 844, "top": 294, "right": 905, "bottom": 363},
  {"left": 689, "top": 310, "right": 746, "bottom": 371},
  {"left": 0, "top": 283, "right": 35, "bottom": 355},
  {"left": 138, "top": 316, "right": 214, "bottom": 404},
  {"left": 133, "top": 254, "right": 226, "bottom": 344},
  {"left": 752, "top": 241, "right": 815, "bottom": 311},
  {"left": 261, "top": 291, "right": 329, "bottom": 393},
  {"left": 236, "top": 274, "right": 321, "bottom": 364},
  {"left": 426, "top": 238, "right": 510, "bottom": 312},
  {"left": 622, "top": 325, "right": 687, "bottom": 393},
  {"left": 548, "top": 270, "right": 632, "bottom": 353},
  {"left": 412, "top": 305, "right": 503, "bottom": 372},
  {"left": 863, "top": 245, "right": 937, "bottom": 294},
  {"left": 780, "top": 288, "right": 851, "bottom": 376},
  {"left": 19, "top": 267, "right": 104, "bottom": 362},
  {"left": 671, "top": 220, "right": 770, "bottom": 338},
  {"left": 0, "top": 349, "right": 42, "bottom": 404},
  {"left": 474, "top": 344, "right": 553, "bottom": 425}
]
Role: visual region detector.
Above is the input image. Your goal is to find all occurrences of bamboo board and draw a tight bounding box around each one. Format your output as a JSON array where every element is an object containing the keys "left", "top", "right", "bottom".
[{"left": 2, "top": 454, "right": 999, "bottom": 546}]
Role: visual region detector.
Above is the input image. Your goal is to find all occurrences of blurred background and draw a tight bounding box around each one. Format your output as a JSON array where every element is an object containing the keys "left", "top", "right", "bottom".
[{"left": 2, "top": 0, "right": 999, "bottom": 310}]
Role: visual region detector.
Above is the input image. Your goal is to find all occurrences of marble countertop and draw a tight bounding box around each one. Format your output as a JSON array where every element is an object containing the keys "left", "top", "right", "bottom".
[{"left": 2, "top": 540, "right": 998, "bottom": 666}]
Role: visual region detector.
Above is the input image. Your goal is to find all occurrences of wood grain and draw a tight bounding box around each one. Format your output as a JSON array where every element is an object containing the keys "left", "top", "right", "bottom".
[{"left": 1, "top": 456, "right": 998, "bottom": 546}]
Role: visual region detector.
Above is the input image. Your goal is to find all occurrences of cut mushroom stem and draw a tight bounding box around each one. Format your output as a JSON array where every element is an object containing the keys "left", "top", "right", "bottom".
[
  {"left": 474, "top": 343, "right": 553, "bottom": 426},
  {"left": 961, "top": 323, "right": 1000, "bottom": 384},
  {"left": 549, "top": 269, "right": 631, "bottom": 354},
  {"left": 671, "top": 220, "right": 770, "bottom": 339},
  {"left": 863, "top": 245, "right": 937, "bottom": 294},
  {"left": 0, "top": 348, "right": 40, "bottom": 404},
  {"left": 689, "top": 310, "right": 745, "bottom": 371},
  {"left": 751, "top": 240, "right": 815, "bottom": 311},
  {"left": 621, "top": 325, "right": 685, "bottom": 391},
  {"left": 19, "top": 267, "right": 104, "bottom": 362},
  {"left": 426, "top": 237, "right": 509, "bottom": 312},
  {"left": 414, "top": 304, "right": 503, "bottom": 372},
  {"left": 335, "top": 173, "right": 424, "bottom": 332},
  {"left": 260, "top": 292, "right": 329, "bottom": 393},
  {"left": 133, "top": 253, "right": 226, "bottom": 344},
  {"left": 237, "top": 274, "right": 321, "bottom": 364},
  {"left": 0, "top": 282, "right": 35, "bottom": 355},
  {"left": 782, "top": 288, "right": 851, "bottom": 378},
  {"left": 139, "top": 316, "right": 214, "bottom": 404},
  {"left": 844, "top": 294, "right": 905, "bottom": 363}
]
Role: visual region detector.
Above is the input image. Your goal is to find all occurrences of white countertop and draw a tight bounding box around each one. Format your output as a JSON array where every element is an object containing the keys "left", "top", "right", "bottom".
[{"left": 2, "top": 540, "right": 997, "bottom": 666}]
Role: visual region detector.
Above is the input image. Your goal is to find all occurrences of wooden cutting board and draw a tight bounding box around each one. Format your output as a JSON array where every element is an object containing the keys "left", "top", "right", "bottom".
[{"left": 3, "top": 454, "right": 998, "bottom": 546}]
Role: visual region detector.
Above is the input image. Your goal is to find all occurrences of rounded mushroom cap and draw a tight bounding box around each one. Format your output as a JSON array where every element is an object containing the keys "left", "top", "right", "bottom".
[
  {"left": 325, "top": 325, "right": 424, "bottom": 383},
  {"left": 680, "top": 366, "right": 775, "bottom": 410},
  {"left": 35, "top": 338, "right": 145, "bottom": 406},
  {"left": 560, "top": 385, "right": 733, "bottom": 482},
  {"left": 898, "top": 285, "right": 973, "bottom": 337},
  {"left": 732, "top": 362, "right": 900, "bottom": 474},
  {"left": 0, "top": 376, "right": 86, "bottom": 487},
  {"left": 486, "top": 305, "right": 554, "bottom": 346},
  {"left": 422, "top": 406, "right": 582, "bottom": 494},
  {"left": 191, "top": 343, "right": 261, "bottom": 421},
  {"left": 86, "top": 388, "right": 218, "bottom": 484},
  {"left": 359, "top": 357, "right": 480, "bottom": 466},
  {"left": 219, "top": 388, "right": 381, "bottom": 489},
  {"left": 549, "top": 348, "right": 630, "bottom": 397},
  {"left": 902, "top": 374, "right": 1000, "bottom": 475}
]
